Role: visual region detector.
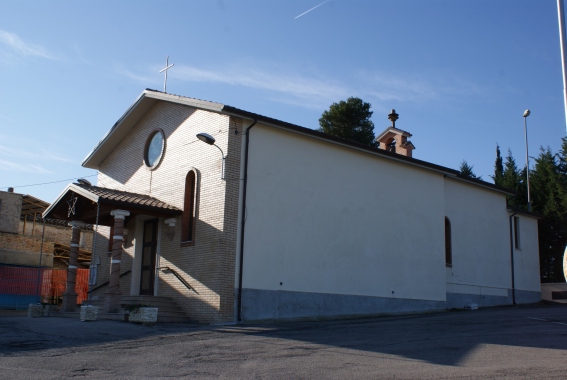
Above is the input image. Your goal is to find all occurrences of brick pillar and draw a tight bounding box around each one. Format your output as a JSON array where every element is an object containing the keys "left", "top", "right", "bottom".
[
  {"left": 104, "top": 209, "right": 130, "bottom": 313},
  {"left": 61, "top": 220, "right": 85, "bottom": 312}
]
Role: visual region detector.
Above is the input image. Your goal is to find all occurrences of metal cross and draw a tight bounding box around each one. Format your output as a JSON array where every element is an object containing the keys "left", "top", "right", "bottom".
[
  {"left": 67, "top": 194, "right": 77, "bottom": 217},
  {"left": 159, "top": 55, "right": 174, "bottom": 93}
]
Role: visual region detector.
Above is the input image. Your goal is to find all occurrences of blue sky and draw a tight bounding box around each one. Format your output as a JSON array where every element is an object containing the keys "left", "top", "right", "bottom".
[{"left": 0, "top": 0, "right": 565, "bottom": 202}]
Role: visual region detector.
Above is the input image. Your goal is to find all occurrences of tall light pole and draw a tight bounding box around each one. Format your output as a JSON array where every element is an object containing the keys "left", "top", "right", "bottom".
[
  {"left": 558, "top": 0, "right": 567, "bottom": 134},
  {"left": 523, "top": 109, "right": 532, "bottom": 212}
]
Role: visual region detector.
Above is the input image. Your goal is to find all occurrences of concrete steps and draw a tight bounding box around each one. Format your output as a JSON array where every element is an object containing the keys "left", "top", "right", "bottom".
[
  {"left": 121, "top": 295, "right": 190, "bottom": 323},
  {"left": 81, "top": 295, "right": 191, "bottom": 323}
]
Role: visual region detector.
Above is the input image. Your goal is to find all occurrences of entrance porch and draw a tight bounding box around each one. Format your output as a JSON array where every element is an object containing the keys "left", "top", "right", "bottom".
[{"left": 43, "top": 182, "right": 183, "bottom": 315}]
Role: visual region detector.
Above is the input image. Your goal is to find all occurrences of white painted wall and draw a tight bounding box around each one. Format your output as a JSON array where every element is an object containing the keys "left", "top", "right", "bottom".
[
  {"left": 242, "top": 125, "right": 447, "bottom": 302},
  {"left": 512, "top": 214, "right": 540, "bottom": 294},
  {"left": 444, "top": 178, "right": 511, "bottom": 298}
]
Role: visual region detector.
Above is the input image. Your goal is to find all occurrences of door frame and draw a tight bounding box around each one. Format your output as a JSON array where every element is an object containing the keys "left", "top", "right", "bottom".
[{"left": 131, "top": 215, "right": 163, "bottom": 296}]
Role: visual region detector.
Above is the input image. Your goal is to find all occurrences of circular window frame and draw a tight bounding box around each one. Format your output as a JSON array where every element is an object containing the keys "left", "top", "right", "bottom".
[{"left": 143, "top": 129, "right": 166, "bottom": 170}]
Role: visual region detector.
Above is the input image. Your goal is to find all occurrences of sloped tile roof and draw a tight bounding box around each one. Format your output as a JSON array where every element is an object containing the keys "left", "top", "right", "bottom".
[{"left": 76, "top": 184, "right": 181, "bottom": 212}]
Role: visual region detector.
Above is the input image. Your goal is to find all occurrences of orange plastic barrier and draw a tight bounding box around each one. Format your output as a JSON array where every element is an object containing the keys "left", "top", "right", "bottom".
[{"left": 0, "top": 266, "right": 89, "bottom": 305}]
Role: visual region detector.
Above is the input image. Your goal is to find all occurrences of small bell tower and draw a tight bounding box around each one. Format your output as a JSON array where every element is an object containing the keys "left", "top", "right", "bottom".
[{"left": 375, "top": 109, "right": 415, "bottom": 158}]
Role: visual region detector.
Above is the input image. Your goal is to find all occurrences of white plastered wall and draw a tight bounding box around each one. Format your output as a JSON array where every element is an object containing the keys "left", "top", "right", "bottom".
[
  {"left": 242, "top": 124, "right": 447, "bottom": 302},
  {"left": 511, "top": 214, "right": 541, "bottom": 294},
  {"left": 444, "top": 178, "right": 511, "bottom": 299}
]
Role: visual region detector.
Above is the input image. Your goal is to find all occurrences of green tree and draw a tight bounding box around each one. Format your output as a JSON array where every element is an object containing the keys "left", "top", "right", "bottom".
[
  {"left": 558, "top": 137, "right": 567, "bottom": 218},
  {"left": 492, "top": 144, "right": 504, "bottom": 185},
  {"left": 530, "top": 147, "right": 566, "bottom": 282},
  {"left": 500, "top": 149, "right": 527, "bottom": 208},
  {"left": 318, "top": 97, "right": 376, "bottom": 146},
  {"left": 459, "top": 160, "right": 481, "bottom": 179},
  {"left": 495, "top": 143, "right": 567, "bottom": 282}
]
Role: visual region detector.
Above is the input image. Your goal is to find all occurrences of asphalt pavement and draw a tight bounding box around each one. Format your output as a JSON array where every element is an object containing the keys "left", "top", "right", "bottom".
[{"left": 1, "top": 304, "right": 567, "bottom": 379}]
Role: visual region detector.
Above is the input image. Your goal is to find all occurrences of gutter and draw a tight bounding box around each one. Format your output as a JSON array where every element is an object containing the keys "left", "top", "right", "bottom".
[{"left": 237, "top": 118, "right": 258, "bottom": 322}]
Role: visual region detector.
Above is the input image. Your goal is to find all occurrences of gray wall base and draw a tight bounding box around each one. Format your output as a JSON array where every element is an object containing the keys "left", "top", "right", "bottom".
[
  {"left": 446, "top": 291, "right": 512, "bottom": 309},
  {"left": 514, "top": 289, "right": 541, "bottom": 304},
  {"left": 447, "top": 289, "right": 541, "bottom": 309},
  {"left": 241, "top": 288, "right": 446, "bottom": 321}
]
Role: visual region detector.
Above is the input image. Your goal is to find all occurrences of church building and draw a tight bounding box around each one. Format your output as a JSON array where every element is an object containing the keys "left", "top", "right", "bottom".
[{"left": 43, "top": 89, "right": 541, "bottom": 323}]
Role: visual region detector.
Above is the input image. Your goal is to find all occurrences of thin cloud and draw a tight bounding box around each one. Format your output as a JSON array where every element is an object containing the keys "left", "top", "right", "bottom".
[
  {"left": 116, "top": 65, "right": 155, "bottom": 84},
  {"left": 0, "top": 159, "right": 53, "bottom": 174},
  {"left": 173, "top": 64, "right": 348, "bottom": 102},
  {"left": 295, "top": 0, "right": 330, "bottom": 19},
  {"left": 360, "top": 70, "right": 490, "bottom": 104},
  {"left": 73, "top": 44, "right": 92, "bottom": 66},
  {"left": 0, "top": 29, "right": 54, "bottom": 59},
  {"left": 116, "top": 61, "right": 486, "bottom": 112},
  {"left": 0, "top": 144, "right": 73, "bottom": 163}
]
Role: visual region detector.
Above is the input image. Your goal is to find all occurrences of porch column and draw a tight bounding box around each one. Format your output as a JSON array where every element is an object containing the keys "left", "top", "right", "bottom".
[
  {"left": 61, "top": 220, "right": 85, "bottom": 312},
  {"left": 104, "top": 209, "right": 130, "bottom": 313}
]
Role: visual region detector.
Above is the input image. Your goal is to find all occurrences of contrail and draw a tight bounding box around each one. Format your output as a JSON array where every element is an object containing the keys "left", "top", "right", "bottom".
[{"left": 294, "top": 0, "right": 330, "bottom": 19}]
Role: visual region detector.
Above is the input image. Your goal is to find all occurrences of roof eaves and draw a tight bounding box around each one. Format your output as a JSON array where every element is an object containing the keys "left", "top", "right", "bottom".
[
  {"left": 507, "top": 205, "right": 544, "bottom": 219},
  {"left": 222, "top": 105, "right": 459, "bottom": 175},
  {"left": 375, "top": 127, "right": 412, "bottom": 141},
  {"left": 43, "top": 183, "right": 100, "bottom": 219},
  {"left": 222, "top": 105, "right": 514, "bottom": 195},
  {"left": 82, "top": 89, "right": 226, "bottom": 170},
  {"left": 447, "top": 174, "right": 514, "bottom": 195}
]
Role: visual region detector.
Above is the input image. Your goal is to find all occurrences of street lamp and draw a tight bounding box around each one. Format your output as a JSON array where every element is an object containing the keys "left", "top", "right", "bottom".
[
  {"left": 196, "top": 133, "right": 225, "bottom": 180},
  {"left": 523, "top": 109, "right": 531, "bottom": 212}
]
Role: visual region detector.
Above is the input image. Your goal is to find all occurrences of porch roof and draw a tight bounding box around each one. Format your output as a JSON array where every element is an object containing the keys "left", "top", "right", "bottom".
[{"left": 43, "top": 183, "right": 182, "bottom": 227}]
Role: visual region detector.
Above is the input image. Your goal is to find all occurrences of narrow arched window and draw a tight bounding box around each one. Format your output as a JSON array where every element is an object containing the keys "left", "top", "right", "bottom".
[
  {"left": 445, "top": 217, "right": 452, "bottom": 267},
  {"left": 181, "top": 170, "right": 197, "bottom": 246}
]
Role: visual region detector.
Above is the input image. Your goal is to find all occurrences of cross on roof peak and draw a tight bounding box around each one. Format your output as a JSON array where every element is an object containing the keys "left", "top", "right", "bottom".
[{"left": 159, "top": 56, "right": 174, "bottom": 93}]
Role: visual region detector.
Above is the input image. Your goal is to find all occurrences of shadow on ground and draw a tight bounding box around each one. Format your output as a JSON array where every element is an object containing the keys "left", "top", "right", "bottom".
[{"left": 2, "top": 304, "right": 567, "bottom": 367}]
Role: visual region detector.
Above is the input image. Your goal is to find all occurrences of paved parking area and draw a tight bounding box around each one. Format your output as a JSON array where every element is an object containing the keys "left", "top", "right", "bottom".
[{"left": 1, "top": 304, "right": 567, "bottom": 379}]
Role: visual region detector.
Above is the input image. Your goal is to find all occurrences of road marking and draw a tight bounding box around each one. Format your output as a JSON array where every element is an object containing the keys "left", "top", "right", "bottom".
[{"left": 527, "top": 317, "right": 567, "bottom": 326}]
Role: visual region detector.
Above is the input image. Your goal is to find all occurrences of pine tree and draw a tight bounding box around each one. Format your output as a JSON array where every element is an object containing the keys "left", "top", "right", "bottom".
[
  {"left": 318, "top": 97, "right": 376, "bottom": 146},
  {"left": 459, "top": 160, "right": 481, "bottom": 179}
]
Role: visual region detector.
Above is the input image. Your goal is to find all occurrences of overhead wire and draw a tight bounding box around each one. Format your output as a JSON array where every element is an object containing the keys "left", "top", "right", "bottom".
[{"left": 0, "top": 174, "right": 97, "bottom": 190}]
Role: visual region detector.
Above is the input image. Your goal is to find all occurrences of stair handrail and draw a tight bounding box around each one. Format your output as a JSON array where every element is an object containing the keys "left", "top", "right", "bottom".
[
  {"left": 157, "top": 266, "right": 199, "bottom": 294},
  {"left": 88, "top": 269, "right": 132, "bottom": 294}
]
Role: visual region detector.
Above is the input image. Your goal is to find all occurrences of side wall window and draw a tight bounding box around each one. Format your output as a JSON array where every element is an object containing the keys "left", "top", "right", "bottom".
[
  {"left": 445, "top": 217, "right": 452, "bottom": 267},
  {"left": 181, "top": 170, "right": 197, "bottom": 246}
]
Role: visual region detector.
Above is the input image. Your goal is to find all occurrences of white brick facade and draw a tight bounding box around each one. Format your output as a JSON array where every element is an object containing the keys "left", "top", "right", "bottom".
[{"left": 94, "top": 102, "right": 243, "bottom": 323}]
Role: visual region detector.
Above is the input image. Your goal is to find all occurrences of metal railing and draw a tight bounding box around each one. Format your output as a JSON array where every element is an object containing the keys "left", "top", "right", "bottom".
[
  {"left": 158, "top": 267, "right": 199, "bottom": 294},
  {"left": 88, "top": 270, "right": 132, "bottom": 295}
]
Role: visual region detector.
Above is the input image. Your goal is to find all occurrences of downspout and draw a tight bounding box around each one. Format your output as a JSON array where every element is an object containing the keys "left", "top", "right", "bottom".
[
  {"left": 237, "top": 118, "right": 257, "bottom": 322},
  {"left": 509, "top": 212, "right": 517, "bottom": 305}
]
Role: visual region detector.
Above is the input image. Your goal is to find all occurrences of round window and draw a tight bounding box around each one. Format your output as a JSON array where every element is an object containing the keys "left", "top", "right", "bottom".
[{"left": 144, "top": 130, "right": 165, "bottom": 169}]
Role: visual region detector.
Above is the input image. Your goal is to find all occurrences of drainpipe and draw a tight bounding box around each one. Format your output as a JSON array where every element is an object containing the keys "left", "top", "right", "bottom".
[
  {"left": 509, "top": 212, "right": 517, "bottom": 305},
  {"left": 237, "top": 118, "right": 257, "bottom": 322}
]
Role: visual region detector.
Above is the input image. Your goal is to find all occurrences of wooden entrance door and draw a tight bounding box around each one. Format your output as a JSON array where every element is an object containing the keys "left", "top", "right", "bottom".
[{"left": 140, "top": 218, "right": 158, "bottom": 295}]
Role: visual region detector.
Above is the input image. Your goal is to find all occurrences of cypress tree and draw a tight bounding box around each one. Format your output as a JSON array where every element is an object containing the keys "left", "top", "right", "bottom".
[{"left": 492, "top": 144, "right": 504, "bottom": 185}]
